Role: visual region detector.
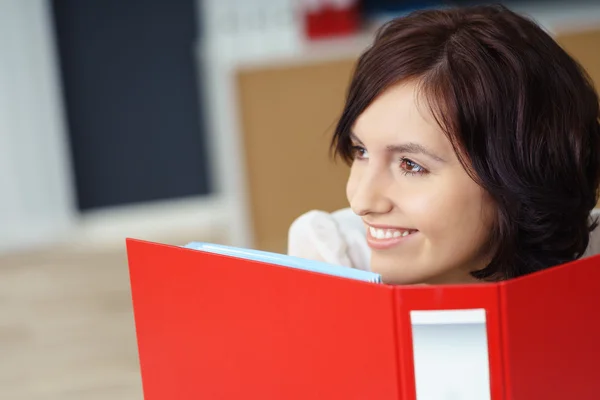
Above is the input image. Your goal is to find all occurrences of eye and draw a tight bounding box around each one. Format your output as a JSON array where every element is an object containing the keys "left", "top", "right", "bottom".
[
  {"left": 400, "top": 158, "right": 427, "bottom": 175},
  {"left": 351, "top": 145, "right": 369, "bottom": 160}
]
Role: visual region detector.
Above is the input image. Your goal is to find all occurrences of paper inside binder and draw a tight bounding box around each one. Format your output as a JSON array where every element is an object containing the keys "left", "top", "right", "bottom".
[{"left": 184, "top": 242, "right": 382, "bottom": 283}]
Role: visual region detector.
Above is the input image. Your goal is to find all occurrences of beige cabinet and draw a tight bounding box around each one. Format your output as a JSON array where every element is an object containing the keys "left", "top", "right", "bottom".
[
  {"left": 557, "top": 29, "right": 600, "bottom": 87},
  {"left": 555, "top": 28, "right": 600, "bottom": 206},
  {"left": 236, "top": 59, "right": 357, "bottom": 253}
]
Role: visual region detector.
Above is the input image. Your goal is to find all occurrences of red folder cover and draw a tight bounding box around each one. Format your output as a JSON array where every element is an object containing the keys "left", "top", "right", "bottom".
[{"left": 126, "top": 238, "right": 600, "bottom": 400}]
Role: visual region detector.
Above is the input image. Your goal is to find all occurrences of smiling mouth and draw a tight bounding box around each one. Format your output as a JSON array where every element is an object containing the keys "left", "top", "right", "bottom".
[
  {"left": 366, "top": 226, "right": 418, "bottom": 250},
  {"left": 368, "top": 226, "right": 417, "bottom": 239}
]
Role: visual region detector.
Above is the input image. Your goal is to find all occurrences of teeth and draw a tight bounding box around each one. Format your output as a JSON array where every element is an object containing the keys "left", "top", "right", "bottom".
[{"left": 369, "top": 227, "right": 413, "bottom": 240}]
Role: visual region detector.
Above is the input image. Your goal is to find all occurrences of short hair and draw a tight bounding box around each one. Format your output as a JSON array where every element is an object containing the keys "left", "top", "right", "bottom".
[{"left": 332, "top": 4, "right": 600, "bottom": 280}]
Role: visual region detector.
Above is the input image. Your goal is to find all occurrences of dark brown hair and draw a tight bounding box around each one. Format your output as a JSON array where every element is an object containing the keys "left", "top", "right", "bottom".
[{"left": 332, "top": 4, "right": 600, "bottom": 280}]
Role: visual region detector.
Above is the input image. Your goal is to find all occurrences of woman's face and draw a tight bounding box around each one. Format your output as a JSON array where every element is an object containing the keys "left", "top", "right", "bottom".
[{"left": 346, "top": 81, "right": 495, "bottom": 285}]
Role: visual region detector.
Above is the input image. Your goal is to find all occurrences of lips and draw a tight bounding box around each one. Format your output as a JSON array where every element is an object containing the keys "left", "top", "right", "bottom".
[
  {"left": 368, "top": 226, "right": 415, "bottom": 239},
  {"left": 365, "top": 224, "right": 418, "bottom": 250}
]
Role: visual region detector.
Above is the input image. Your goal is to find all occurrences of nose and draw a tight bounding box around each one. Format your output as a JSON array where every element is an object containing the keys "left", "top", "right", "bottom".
[{"left": 348, "top": 168, "right": 394, "bottom": 217}]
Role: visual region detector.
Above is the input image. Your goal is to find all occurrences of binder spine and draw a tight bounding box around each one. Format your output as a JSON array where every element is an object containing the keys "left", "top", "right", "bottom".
[
  {"left": 393, "top": 285, "right": 504, "bottom": 400},
  {"left": 393, "top": 289, "right": 418, "bottom": 400}
]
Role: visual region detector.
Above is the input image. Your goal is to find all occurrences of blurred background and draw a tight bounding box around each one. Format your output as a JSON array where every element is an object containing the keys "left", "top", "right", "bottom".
[{"left": 0, "top": 0, "right": 598, "bottom": 398}]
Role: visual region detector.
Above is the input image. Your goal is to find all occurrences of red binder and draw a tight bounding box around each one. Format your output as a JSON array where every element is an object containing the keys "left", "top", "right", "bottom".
[{"left": 126, "top": 238, "right": 600, "bottom": 399}]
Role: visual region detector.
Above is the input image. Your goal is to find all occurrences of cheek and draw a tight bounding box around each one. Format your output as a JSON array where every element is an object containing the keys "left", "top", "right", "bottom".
[
  {"left": 400, "top": 175, "right": 493, "bottom": 240},
  {"left": 346, "top": 165, "right": 359, "bottom": 203}
]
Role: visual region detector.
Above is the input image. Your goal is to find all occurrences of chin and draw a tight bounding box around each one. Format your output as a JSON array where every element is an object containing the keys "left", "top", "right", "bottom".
[
  {"left": 370, "top": 250, "right": 478, "bottom": 285},
  {"left": 370, "top": 256, "right": 441, "bottom": 285},
  {"left": 371, "top": 264, "right": 425, "bottom": 285},
  {"left": 381, "top": 275, "right": 425, "bottom": 286}
]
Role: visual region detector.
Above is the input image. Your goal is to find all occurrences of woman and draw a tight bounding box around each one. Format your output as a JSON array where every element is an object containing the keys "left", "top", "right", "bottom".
[{"left": 288, "top": 4, "right": 600, "bottom": 285}]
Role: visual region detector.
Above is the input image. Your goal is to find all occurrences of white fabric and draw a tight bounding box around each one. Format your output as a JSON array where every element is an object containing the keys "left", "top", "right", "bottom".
[
  {"left": 287, "top": 208, "right": 371, "bottom": 271},
  {"left": 288, "top": 208, "right": 600, "bottom": 271},
  {"left": 583, "top": 208, "right": 600, "bottom": 257}
]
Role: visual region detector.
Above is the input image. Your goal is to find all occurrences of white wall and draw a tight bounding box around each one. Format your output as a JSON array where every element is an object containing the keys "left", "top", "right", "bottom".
[
  {"left": 0, "top": 0, "right": 233, "bottom": 255},
  {"left": 0, "top": 0, "right": 75, "bottom": 253}
]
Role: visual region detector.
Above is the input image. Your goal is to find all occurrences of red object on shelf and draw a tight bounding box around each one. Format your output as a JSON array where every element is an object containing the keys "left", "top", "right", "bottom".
[
  {"left": 303, "top": 1, "right": 361, "bottom": 40},
  {"left": 127, "top": 238, "right": 600, "bottom": 399}
]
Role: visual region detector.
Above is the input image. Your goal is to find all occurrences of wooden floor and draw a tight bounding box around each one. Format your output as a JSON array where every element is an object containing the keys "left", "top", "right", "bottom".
[
  {"left": 0, "top": 245, "right": 142, "bottom": 400},
  {"left": 0, "top": 231, "right": 226, "bottom": 399}
]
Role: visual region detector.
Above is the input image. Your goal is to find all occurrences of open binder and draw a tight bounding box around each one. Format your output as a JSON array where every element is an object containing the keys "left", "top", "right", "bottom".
[{"left": 126, "top": 238, "right": 600, "bottom": 400}]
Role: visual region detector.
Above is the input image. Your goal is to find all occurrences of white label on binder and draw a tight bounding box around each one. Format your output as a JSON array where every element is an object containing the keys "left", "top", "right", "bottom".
[{"left": 410, "top": 309, "right": 491, "bottom": 400}]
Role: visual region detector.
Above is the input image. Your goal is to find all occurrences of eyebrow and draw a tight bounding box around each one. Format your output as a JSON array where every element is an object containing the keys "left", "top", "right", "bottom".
[{"left": 350, "top": 133, "right": 446, "bottom": 163}]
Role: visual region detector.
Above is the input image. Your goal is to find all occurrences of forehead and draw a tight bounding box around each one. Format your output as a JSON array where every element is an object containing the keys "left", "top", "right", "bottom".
[{"left": 352, "top": 81, "right": 449, "bottom": 150}]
